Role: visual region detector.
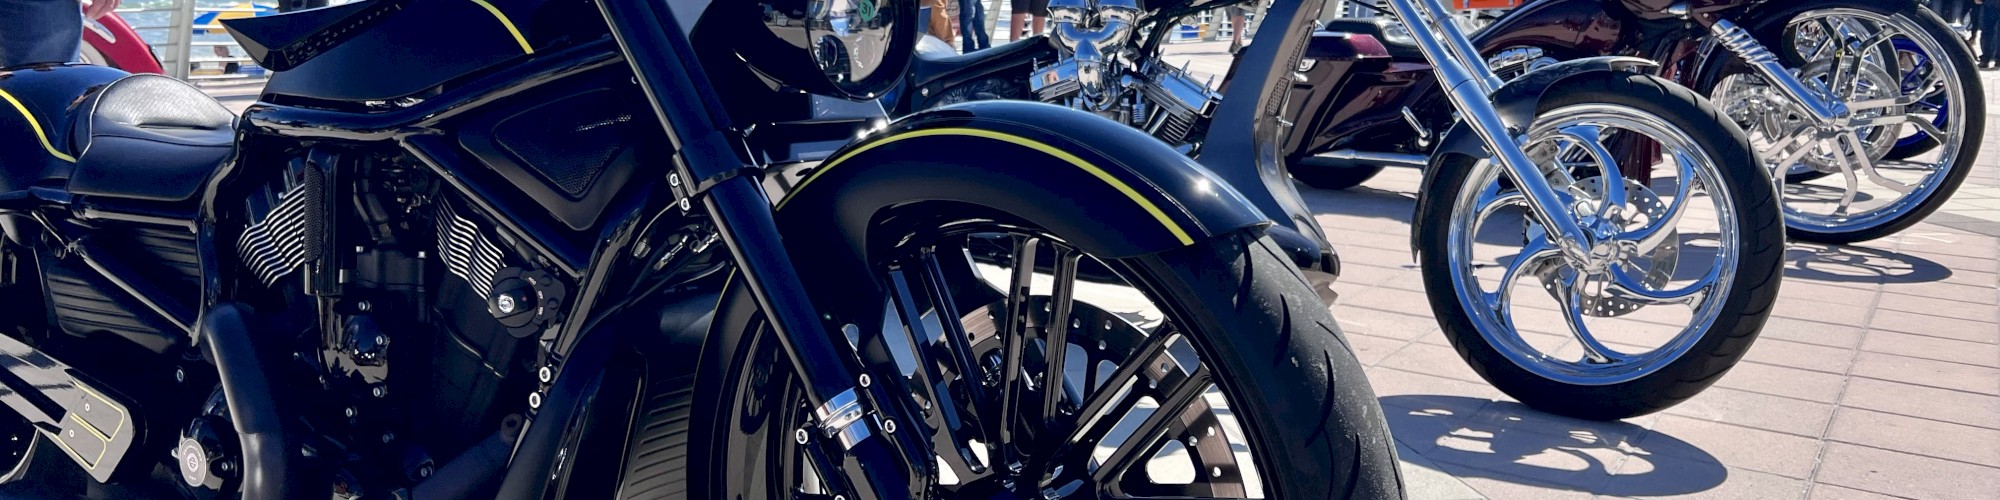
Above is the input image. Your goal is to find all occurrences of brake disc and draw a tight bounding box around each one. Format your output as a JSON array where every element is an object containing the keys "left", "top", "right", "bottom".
[{"left": 1533, "top": 177, "right": 1679, "bottom": 318}]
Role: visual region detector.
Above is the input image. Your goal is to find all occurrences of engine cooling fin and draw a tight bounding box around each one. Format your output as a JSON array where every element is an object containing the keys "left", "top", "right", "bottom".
[
  {"left": 236, "top": 165, "right": 326, "bottom": 286},
  {"left": 435, "top": 199, "right": 505, "bottom": 298}
]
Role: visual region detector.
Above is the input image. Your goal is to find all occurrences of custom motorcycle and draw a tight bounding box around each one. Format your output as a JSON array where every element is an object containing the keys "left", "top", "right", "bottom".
[
  {"left": 0, "top": 0, "right": 1403, "bottom": 498},
  {"left": 890, "top": 0, "right": 1783, "bottom": 420},
  {"left": 1292, "top": 0, "right": 1982, "bottom": 244}
]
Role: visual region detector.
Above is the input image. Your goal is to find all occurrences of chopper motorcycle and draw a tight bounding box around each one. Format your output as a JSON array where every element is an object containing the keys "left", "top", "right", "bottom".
[
  {"left": 0, "top": 0, "right": 1406, "bottom": 497},
  {"left": 890, "top": 0, "right": 1783, "bottom": 420},
  {"left": 1292, "top": 0, "right": 1982, "bottom": 244}
]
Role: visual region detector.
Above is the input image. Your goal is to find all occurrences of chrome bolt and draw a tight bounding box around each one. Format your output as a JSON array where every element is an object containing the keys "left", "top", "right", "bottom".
[
  {"left": 538, "top": 366, "right": 553, "bottom": 384},
  {"left": 883, "top": 419, "right": 897, "bottom": 434},
  {"left": 669, "top": 174, "right": 681, "bottom": 187},
  {"left": 372, "top": 386, "right": 388, "bottom": 398},
  {"left": 497, "top": 295, "right": 517, "bottom": 314},
  {"left": 794, "top": 429, "right": 810, "bottom": 444},
  {"left": 858, "top": 374, "right": 872, "bottom": 388},
  {"left": 528, "top": 392, "right": 543, "bottom": 409},
  {"left": 174, "top": 368, "right": 185, "bottom": 383},
  {"left": 374, "top": 335, "right": 388, "bottom": 346},
  {"left": 356, "top": 300, "right": 372, "bottom": 312},
  {"left": 344, "top": 407, "right": 357, "bottom": 418},
  {"left": 382, "top": 433, "right": 395, "bottom": 443}
]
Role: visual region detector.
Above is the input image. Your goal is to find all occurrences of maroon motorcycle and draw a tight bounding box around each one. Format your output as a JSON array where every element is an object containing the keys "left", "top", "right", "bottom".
[{"left": 1289, "top": 0, "right": 1981, "bottom": 244}]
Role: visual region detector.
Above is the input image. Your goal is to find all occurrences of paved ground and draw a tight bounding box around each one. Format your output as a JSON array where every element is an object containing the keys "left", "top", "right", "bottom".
[{"left": 1276, "top": 52, "right": 2000, "bottom": 499}]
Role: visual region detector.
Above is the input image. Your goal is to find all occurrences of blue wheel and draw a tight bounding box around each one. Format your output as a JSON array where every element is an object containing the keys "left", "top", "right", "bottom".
[{"left": 1886, "top": 37, "right": 1949, "bottom": 160}]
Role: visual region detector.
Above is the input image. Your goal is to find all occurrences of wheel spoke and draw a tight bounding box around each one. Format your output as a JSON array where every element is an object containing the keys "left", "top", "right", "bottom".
[
  {"left": 918, "top": 249, "right": 1000, "bottom": 453},
  {"left": 1606, "top": 261, "right": 1716, "bottom": 307},
  {"left": 887, "top": 259, "right": 992, "bottom": 478},
  {"left": 1834, "top": 140, "right": 1863, "bottom": 215},
  {"left": 1041, "top": 250, "right": 1083, "bottom": 427},
  {"left": 1901, "top": 112, "right": 1952, "bottom": 143},
  {"left": 1487, "top": 234, "right": 1560, "bottom": 313},
  {"left": 1552, "top": 273, "right": 1624, "bottom": 364},
  {"left": 1063, "top": 330, "right": 1178, "bottom": 447},
  {"left": 996, "top": 236, "right": 1041, "bottom": 467},
  {"left": 1844, "top": 131, "right": 1916, "bottom": 194},
  {"left": 1092, "top": 367, "right": 1213, "bottom": 485},
  {"left": 1553, "top": 124, "right": 1627, "bottom": 219},
  {"left": 1619, "top": 150, "right": 1696, "bottom": 254}
]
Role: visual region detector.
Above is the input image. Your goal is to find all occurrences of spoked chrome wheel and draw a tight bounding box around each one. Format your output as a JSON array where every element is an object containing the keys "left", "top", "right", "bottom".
[
  {"left": 1416, "top": 70, "right": 1782, "bottom": 420},
  {"left": 1450, "top": 105, "right": 1739, "bottom": 386},
  {"left": 1707, "top": 6, "right": 1978, "bottom": 242}
]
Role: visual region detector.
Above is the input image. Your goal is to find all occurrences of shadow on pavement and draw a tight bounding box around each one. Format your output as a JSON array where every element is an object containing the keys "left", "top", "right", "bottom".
[
  {"left": 1380, "top": 395, "right": 1727, "bottom": 497},
  {"left": 1784, "top": 242, "right": 1952, "bottom": 284}
]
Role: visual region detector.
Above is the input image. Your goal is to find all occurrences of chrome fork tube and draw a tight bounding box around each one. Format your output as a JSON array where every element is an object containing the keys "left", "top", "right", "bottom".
[
  {"left": 1411, "top": 0, "right": 1505, "bottom": 93},
  {"left": 1710, "top": 18, "right": 1845, "bottom": 123},
  {"left": 1386, "top": 0, "right": 1598, "bottom": 260}
]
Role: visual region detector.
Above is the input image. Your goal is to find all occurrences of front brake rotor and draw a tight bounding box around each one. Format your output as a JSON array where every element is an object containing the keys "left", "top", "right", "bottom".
[{"left": 1533, "top": 177, "right": 1679, "bottom": 318}]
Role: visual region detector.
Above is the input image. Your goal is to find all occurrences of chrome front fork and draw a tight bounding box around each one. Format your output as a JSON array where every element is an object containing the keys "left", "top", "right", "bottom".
[
  {"left": 1709, "top": 18, "right": 1848, "bottom": 123},
  {"left": 1386, "top": 0, "right": 1601, "bottom": 263}
]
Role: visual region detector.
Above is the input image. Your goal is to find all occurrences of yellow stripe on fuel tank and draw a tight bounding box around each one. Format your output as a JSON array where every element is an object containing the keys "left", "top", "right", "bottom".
[{"left": 0, "top": 88, "right": 77, "bottom": 163}]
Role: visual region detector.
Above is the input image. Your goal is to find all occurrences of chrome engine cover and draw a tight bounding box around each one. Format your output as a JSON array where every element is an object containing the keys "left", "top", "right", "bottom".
[{"left": 1033, "top": 0, "right": 1221, "bottom": 148}]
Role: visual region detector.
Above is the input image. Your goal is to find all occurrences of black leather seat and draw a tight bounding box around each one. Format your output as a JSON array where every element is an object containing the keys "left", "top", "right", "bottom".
[
  {"left": 65, "top": 74, "right": 234, "bottom": 203},
  {"left": 909, "top": 37, "right": 1053, "bottom": 88}
]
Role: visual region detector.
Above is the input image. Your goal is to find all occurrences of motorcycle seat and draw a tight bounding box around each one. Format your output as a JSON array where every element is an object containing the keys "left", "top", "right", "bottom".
[
  {"left": 909, "top": 37, "right": 1052, "bottom": 88},
  {"left": 65, "top": 74, "right": 234, "bottom": 203}
]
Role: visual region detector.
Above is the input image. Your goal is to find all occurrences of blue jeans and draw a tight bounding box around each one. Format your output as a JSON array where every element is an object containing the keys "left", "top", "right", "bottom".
[
  {"left": 0, "top": 0, "right": 82, "bottom": 67},
  {"left": 959, "top": 0, "right": 990, "bottom": 52}
]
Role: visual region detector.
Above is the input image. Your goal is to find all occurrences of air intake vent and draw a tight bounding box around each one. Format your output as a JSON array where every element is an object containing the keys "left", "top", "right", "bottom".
[{"left": 236, "top": 165, "right": 325, "bottom": 286}]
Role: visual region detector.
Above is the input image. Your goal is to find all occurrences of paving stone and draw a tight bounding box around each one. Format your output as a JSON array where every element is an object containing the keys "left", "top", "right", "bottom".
[
  {"left": 1712, "top": 361, "right": 1848, "bottom": 403},
  {"left": 1849, "top": 351, "right": 2000, "bottom": 396},
  {"left": 1604, "top": 459, "right": 1806, "bottom": 499},
  {"left": 1661, "top": 387, "right": 1835, "bottom": 438},
  {"left": 1641, "top": 415, "right": 1823, "bottom": 479},
  {"left": 1839, "top": 378, "right": 2000, "bottom": 430},
  {"left": 1806, "top": 484, "right": 1906, "bottom": 500},
  {"left": 1332, "top": 305, "right": 1444, "bottom": 341},
  {"left": 1378, "top": 342, "right": 1491, "bottom": 385},
  {"left": 1866, "top": 308, "right": 2000, "bottom": 344},
  {"left": 1756, "top": 317, "right": 1867, "bottom": 349},
  {"left": 1859, "top": 330, "right": 2000, "bottom": 367},
  {"left": 1741, "top": 338, "right": 1859, "bottom": 374},
  {"left": 1779, "top": 281, "right": 1881, "bottom": 306},
  {"left": 1877, "top": 279, "right": 1999, "bottom": 305},
  {"left": 1815, "top": 442, "right": 2000, "bottom": 500},
  {"left": 1874, "top": 293, "right": 2000, "bottom": 327},
  {"left": 1826, "top": 408, "right": 2000, "bottom": 469},
  {"left": 1366, "top": 367, "right": 1507, "bottom": 409},
  {"left": 1427, "top": 460, "right": 1598, "bottom": 499},
  {"left": 1344, "top": 332, "right": 1412, "bottom": 367}
]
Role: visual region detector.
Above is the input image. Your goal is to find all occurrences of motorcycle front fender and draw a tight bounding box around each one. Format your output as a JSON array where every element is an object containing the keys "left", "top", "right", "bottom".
[
  {"left": 1409, "top": 56, "right": 1658, "bottom": 255},
  {"left": 776, "top": 100, "right": 1269, "bottom": 273}
]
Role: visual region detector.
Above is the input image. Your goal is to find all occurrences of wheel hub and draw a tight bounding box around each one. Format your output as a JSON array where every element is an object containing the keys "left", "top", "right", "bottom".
[{"left": 1538, "top": 177, "right": 1679, "bottom": 317}]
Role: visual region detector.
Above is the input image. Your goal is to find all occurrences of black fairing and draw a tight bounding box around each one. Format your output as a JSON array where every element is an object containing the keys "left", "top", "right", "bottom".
[
  {"left": 235, "top": 0, "right": 603, "bottom": 103},
  {"left": 455, "top": 73, "right": 654, "bottom": 231}
]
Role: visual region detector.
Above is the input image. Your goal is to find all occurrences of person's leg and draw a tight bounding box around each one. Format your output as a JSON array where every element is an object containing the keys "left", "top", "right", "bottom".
[
  {"left": 1982, "top": 9, "right": 2000, "bottom": 65},
  {"left": 960, "top": 0, "right": 988, "bottom": 51},
  {"left": 0, "top": 0, "right": 84, "bottom": 67}
]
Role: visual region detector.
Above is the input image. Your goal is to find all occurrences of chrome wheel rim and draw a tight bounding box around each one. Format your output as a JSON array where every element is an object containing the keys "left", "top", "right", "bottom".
[
  {"left": 1709, "top": 8, "right": 1967, "bottom": 232},
  {"left": 1446, "top": 104, "right": 1740, "bottom": 386},
  {"left": 760, "top": 224, "right": 1271, "bottom": 498}
]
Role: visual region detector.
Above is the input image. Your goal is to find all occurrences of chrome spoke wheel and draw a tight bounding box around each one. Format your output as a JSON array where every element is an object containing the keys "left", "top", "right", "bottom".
[
  {"left": 1708, "top": 8, "right": 1969, "bottom": 234},
  {"left": 1447, "top": 104, "right": 1740, "bottom": 386},
  {"left": 774, "top": 226, "right": 1272, "bottom": 498}
]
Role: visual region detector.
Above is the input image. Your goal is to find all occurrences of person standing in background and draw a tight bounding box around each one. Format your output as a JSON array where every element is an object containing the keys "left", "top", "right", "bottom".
[
  {"left": 959, "top": 0, "right": 991, "bottom": 52},
  {"left": 1979, "top": 0, "right": 2000, "bottom": 68},
  {"left": 0, "top": 0, "right": 120, "bottom": 68},
  {"left": 1011, "top": 0, "right": 1047, "bottom": 42},
  {"left": 926, "top": 0, "right": 956, "bottom": 46}
]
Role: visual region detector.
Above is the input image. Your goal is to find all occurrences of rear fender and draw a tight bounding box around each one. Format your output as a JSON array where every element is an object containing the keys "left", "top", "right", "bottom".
[{"left": 1409, "top": 57, "right": 1657, "bottom": 254}]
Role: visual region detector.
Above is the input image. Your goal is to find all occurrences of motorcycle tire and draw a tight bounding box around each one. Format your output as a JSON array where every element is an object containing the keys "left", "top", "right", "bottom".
[
  {"left": 667, "top": 224, "right": 1403, "bottom": 499},
  {"left": 1694, "top": 0, "right": 1982, "bottom": 244},
  {"left": 1416, "top": 72, "right": 1783, "bottom": 420},
  {"left": 1289, "top": 159, "right": 1384, "bottom": 191}
]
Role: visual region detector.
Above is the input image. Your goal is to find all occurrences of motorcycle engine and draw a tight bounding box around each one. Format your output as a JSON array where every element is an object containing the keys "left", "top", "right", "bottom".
[{"left": 1031, "top": 0, "right": 1221, "bottom": 150}]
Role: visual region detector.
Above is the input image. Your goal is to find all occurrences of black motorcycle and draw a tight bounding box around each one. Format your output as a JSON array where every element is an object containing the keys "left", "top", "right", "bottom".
[{"left": 0, "top": 0, "right": 1402, "bottom": 497}]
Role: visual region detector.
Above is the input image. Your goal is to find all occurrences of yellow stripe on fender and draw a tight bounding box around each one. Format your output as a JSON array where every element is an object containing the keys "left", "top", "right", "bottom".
[
  {"left": 469, "top": 0, "right": 534, "bottom": 55},
  {"left": 0, "top": 88, "right": 76, "bottom": 163},
  {"left": 778, "top": 128, "right": 1195, "bottom": 246}
]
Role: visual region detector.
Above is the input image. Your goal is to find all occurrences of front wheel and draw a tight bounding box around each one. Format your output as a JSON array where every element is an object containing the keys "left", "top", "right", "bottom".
[
  {"left": 1701, "top": 1, "right": 1981, "bottom": 243},
  {"left": 682, "top": 222, "right": 1403, "bottom": 498},
  {"left": 1416, "top": 72, "right": 1784, "bottom": 420}
]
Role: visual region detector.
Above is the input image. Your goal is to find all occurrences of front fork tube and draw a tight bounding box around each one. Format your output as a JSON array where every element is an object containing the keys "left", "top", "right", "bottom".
[
  {"left": 1710, "top": 18, "right": 1845, "bottom": 123},
  {"left": 1387, "top": 0, "right": 1600, "bottom": 261}
]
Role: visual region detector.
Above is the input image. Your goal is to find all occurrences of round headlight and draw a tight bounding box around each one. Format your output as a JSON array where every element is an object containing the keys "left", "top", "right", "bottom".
[{"left": 735, "top": 0, "right": 917, "bottom": 99}]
